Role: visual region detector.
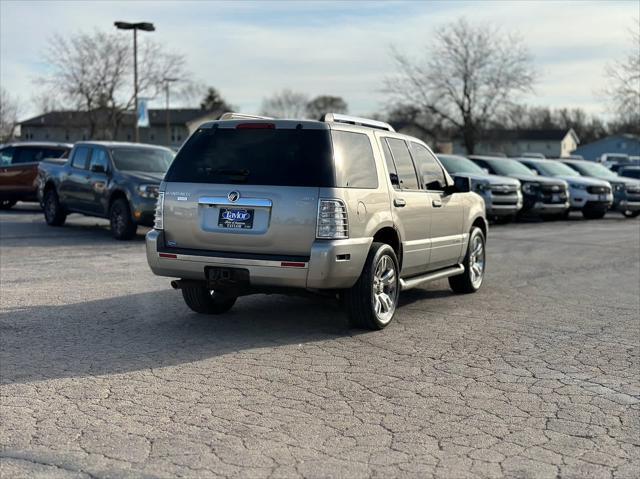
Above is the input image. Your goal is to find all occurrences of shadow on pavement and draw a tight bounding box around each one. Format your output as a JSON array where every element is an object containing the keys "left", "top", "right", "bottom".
[{"left": 0, "top": 290, "right": 362, "bottom": 386}]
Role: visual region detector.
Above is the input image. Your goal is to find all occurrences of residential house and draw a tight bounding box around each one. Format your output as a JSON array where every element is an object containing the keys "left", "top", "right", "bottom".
[
  {"left": 19, "top": 109, "right": 219, "bottom": 148},
  {"left": 452, "top": 129, "right": 579, "bottom": 157},
  {"left": 571, "top": 134, "right": 640, "bottom": 161}
]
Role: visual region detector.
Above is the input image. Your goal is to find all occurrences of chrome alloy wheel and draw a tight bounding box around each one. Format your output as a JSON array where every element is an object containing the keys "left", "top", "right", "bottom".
[
  {"left": 372, "top": 254, "right": 398, "bottom": 324},
  {"left": 469, "top": 234, "right": 485, "bottom": 288}
]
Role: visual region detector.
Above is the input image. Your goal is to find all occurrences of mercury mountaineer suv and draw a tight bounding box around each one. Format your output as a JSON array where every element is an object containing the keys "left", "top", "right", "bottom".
[{"left": 146, "top": 113, "right": 488, "bottom": 329}]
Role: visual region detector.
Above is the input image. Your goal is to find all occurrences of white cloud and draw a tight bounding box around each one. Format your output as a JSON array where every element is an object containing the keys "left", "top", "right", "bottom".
[{"left": 1, "top": 0, "right": 636, "bottom": 120}]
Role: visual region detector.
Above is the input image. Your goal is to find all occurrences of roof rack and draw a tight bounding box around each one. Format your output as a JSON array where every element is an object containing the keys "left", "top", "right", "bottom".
[
  {"left": 219, "top": 112, "right": 274, "bottom": 121},
  {"left": 323, "top": 113, "right": 395, "bottom": 132}
]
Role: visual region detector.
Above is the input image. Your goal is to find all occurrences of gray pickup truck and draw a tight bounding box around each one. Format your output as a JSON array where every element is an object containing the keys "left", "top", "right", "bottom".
[
  {"left": 147, "top": 113, "right": 488, "bottom": 329},
  {"left": 37, "top": 141, "right": 174, "bottom": 239}
]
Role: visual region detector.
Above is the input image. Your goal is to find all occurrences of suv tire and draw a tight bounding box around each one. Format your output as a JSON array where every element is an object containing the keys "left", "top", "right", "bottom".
[
  {"left": 110, "top": 198, "right": 137, "bottom": 240},
  {"left": 344, "top": 242, "right": 400, "bottom": 330},
  {"left": 449, "top": 226, "right": 486, "bottom": 294},
  {"left": 582, "top": 206, "right": 607, "bottom": 220},
  {"left": 43, "top": 189, "right": 67, "bottom": 226},
  {"left": 181, "top": 284, "right": 237, "bottom": 314},
  {"left": 623, "top": 210, "right": 640, "bottom": 218}
]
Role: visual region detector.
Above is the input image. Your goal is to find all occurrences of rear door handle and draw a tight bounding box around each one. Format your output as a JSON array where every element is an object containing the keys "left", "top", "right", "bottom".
[
  {"left": 393, "top": 198, "right": 406, "bottom": 207},
  {"left": 432, "top": 199, "right": 442, "bottom": 208}
]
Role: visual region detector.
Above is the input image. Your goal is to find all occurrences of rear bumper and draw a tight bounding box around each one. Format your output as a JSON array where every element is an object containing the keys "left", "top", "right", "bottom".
[{"left": 145, "top": 229, "right": 372, "bottom": 290}]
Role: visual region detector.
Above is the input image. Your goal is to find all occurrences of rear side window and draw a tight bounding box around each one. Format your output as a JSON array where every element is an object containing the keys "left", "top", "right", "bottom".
[
  {"left": 71, "top": 147, "right": 90, "bottom": 169},
  {"left": 410, "top": 142, "right": 447, "bottom": 190},
  {"left": 386, "top": 138, "right": 420, "bottom": 190},
  {"left": 380, "top": 139, "right": 400, "bottom": 188},
  {"left": 165, "top": 128, "right": 334, "bottom": 187},
  {"left": 0, "top": 147, "right": 14, "bottom": 166},
  {"left": 331, "top": 131, "right": 378, "bottom": 189},
  {"left": 12, "top": 147, "right": 67, "bottom": 164}
]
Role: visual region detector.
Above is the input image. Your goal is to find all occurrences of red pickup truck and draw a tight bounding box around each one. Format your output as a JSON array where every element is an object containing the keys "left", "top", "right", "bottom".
[{"left": 0, "top": 142, "right": 72, "bottom": 209}]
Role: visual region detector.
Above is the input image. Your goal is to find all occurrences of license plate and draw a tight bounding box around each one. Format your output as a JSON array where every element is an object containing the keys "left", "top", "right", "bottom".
[
  {"left": 552, "top": 194, "right": 560, "bottom": 202},
  {"left": 218, "top": 208, "right": 254, "bottom": 229},
  {"left": 599, "top": 194, "right": 607, "bottom": 201}
]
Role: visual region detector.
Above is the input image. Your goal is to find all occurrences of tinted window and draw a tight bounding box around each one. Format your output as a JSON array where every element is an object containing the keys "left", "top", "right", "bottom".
[
  {"left": 438, "top": 155, "right": 485, "bottom": 175},
  {"left": 386, "top": 138, "right": 419, "bottom": 190},
  {"left": 166, "top": 128, "right": 334, "bottom": 187},
  {"left": 90, "top": 148, "right": 110, "bottom": 173},
  {"left": 12, "top": 147, "right": 67, "bottom": 164},
  {"left": 380, "top": 139, "right": 400, "bottom": 188},
  {"left": 71, "top": 147, "right": 90, "bottom": 169},
  {"left": 410, "top": 143, "right": 446, "bottom": 190},
  {"left": 0, "top": 147, "right": 14, "bottom": 166},
  {"left": 332, "top": 131, "right": 378, "bottom": 188},
  {"left": 111, "top": 147, "right": 172, "bottom": 173}
]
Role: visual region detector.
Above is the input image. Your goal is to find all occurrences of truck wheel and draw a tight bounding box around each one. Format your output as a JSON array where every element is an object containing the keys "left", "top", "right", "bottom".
[
  {"left": 110, "top": 198, "right": 137, "bottom": 240},
  {"left": 181, "top": 284, "right": 237, "bottom": 314},
  {"left": 43, "top": 189, "right": 67, "bottom": 226},
  {"left": 0, "top": 200, "right": 17, "bottom": 210},
  {"left": 344, "top": 242, "right": 400, "bottom": 330},
  {"left": 623, "top": 210, "right": 640, "bottom": 218},
  {"left": 449, "top": 227, "right": 486, "bottom": 294},
  {"left": 582, "top": 207, "right": 607, "bottom": 219}
]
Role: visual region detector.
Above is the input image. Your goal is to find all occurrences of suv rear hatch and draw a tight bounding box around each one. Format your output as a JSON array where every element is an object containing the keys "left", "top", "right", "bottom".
[{"left": 161, "top": 121, "right": 334, "bottom": 256}]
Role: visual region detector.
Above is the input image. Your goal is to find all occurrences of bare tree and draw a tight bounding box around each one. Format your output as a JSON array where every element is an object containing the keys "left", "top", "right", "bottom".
[
  {"left": 386, "top": 18, "right": 535, "bottom": 154},
  {"left": 260, "top": 89, "right": 309, "bottom": 118},
  {"left": 0, "top": 88, "right": 20, "bottom": 142},
  {"left": 41, "top": 31, "right": 189, "bottom": 139},
  {"left": 604, "top": 22, "right": 640, "bottom": 128},
  {"left": 306, "top": 95, "right": 348, "bottom": 119}
]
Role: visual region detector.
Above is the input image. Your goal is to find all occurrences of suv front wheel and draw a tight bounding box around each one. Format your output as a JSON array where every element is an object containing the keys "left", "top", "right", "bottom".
[
  {"left": 344, "top": 242, "right": 400, "bottom": 330},
  {"left": 449, "top": 226, "right": 486, "bottom": 294},
  {"left": 109, "top": 198, "right": 137, "bottom": 240}
]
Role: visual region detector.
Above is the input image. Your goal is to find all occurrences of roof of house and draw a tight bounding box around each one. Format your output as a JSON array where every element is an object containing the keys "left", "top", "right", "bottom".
[
  {"left": 20, "top": 109, "right": 215, "bottom": 127},
  {"left": 455, "top": 128, "right": 578, "bottom": 143}
]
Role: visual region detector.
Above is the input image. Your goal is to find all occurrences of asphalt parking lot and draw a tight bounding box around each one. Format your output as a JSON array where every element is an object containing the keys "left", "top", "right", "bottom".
[{"left": 1, "top": 204, "right": 639, "bottom": 479}]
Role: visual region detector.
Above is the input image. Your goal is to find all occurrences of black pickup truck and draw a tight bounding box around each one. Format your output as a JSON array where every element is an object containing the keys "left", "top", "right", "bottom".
[{"left": 38, "top": 141, "right": 174, "bottom": 239}]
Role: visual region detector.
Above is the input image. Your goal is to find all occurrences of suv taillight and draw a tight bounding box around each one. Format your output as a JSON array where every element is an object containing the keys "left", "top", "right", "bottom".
[
  {"left": 154, "top": 192, "right": 164, "bottom": 230},
  {"left": 317, "top": 199, "right": 348, "bottom": 239}
]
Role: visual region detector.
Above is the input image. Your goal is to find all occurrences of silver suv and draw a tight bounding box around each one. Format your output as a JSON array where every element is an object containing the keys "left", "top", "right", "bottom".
[{"left": 146, "top": 113, "right": 488, "bottom": 329}]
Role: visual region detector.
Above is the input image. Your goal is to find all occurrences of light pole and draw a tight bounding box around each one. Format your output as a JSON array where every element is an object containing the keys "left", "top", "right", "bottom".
[
  {"left": 163, "top": 77, "right": 179, "bottom": 147},
  {"left": 114, "top": 21, "right": 155, "bottom": 143}
]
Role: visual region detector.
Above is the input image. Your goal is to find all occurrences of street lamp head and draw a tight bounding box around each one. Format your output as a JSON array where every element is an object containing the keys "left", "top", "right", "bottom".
[{"left": 114, "top": 21, "right": 155, "bottom": 32}]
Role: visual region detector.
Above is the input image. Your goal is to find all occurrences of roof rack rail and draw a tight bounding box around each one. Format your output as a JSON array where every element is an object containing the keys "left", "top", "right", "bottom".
[
  {"left": 323, "top": 113, "right": 395, "bottom": 132},
  {"left": 219, "top": 112, "right": 274, "bottom": 121}
]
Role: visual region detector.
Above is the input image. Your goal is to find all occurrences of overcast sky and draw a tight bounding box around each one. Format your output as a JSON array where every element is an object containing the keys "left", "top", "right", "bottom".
[{"left": 1, "top": 0, "right": 637, "bottom": 120}]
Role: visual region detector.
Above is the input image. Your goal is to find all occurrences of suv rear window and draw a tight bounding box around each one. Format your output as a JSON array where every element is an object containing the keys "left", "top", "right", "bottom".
[{"left": 165, "top": 128, "right": 334, "bottom": 187}]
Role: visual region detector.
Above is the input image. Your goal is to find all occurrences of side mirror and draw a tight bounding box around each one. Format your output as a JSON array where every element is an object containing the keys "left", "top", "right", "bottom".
[
  {"left": 445, "top": 176, "right": 471, "bottom": 194},
  {"left": 90, "top": 163, "right": 106, "bottom": 174}
]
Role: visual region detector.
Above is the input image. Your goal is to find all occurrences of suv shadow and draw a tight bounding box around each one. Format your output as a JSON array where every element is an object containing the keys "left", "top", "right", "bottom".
[{"left": 0, "top": 291, "right": 360, "bottom": 386}]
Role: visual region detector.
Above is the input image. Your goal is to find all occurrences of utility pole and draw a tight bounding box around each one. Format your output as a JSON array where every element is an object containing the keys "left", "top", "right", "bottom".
[
  {"left": 163, "top": 78, "right": 179, "bottom": 147},
  {"left": 114, "top": 21, "right": 155, "bottom": 143}
]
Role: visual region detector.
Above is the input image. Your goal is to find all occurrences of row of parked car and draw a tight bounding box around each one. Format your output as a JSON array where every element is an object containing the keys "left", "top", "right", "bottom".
[
  {"left": 438, "top": 154, "right": 640, "bottom": 221},
  {"left": 0, "top": 134, "right": 639, "bottom": 243}
]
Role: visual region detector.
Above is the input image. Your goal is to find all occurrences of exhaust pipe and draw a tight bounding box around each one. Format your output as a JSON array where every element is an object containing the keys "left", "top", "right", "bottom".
[{"left": 170, "top": 279, "right": 203, "bottom": 290}]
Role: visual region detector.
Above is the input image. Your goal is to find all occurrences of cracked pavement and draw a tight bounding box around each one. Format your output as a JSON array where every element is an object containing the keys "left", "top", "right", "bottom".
[{"left": 1, "top": 204, "right": 639, "bottom": 478}]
